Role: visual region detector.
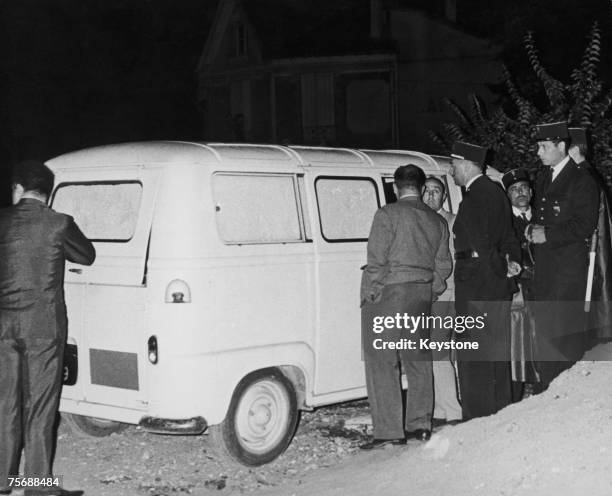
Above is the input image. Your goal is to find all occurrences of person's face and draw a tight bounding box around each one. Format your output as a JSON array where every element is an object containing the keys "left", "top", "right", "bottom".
[
  {"left": 450, "top": 159, "right": 468, "bottom": 187},
  {"left": 507, "top": 180, "right": 532, "bottom": 210},
  {"left": 11, "top": 183, "right": 24, "bottom": 205},
  {"left": 423, "top": 180, "right": 445, "bottom": 211},
  {"left": 537, "top": 140, "right": 565, "bottom": 167}
]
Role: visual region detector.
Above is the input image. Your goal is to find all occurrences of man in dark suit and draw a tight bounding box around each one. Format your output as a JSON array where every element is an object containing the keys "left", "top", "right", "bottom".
[
  {"left": 450, "top": 141, "right": 521, "bottom": 420},
  {"left": 502, "top": 168, "right": 539, "bottom": 399},
  {"left": 529, "top": 122, "right": 599, "bottom": 390},
  {"left": 360, "top": 164, "right": 451, "bottom": 449},
  {"left": 0, "top": 160, "right": 95, "bottom": 496}
]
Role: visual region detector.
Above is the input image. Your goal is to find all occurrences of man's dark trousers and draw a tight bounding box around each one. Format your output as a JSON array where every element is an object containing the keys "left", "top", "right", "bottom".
[
  {"left": 362, "top": 282, "right": 433, "bottom": 439},
  {"left": 0, "top": 197, "right": 95, "bottom": 488},
  {"left": 456, "top": 299, "right": 512, "bottom": 420},
  {"left": 0, "top": 338, "right": 64, "bottom": 480}
]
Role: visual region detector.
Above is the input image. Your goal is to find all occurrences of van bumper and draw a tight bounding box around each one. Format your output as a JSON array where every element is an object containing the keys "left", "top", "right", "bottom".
[{"left": 139, "top": 415, "right": 208, "bottom": 435}]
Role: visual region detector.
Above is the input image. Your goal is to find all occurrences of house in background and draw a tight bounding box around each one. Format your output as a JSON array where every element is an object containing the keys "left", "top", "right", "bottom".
[{"left": 197, "top": 0, "right": 502, "bottom": 152}]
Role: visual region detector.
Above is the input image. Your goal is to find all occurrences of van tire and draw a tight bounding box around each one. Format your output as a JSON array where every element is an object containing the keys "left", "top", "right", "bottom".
[
  {"left": 63, "top": 413, "right": 128, "bottom": 437},
  {"left": 209, "top": 369, "right": 299, "bottom": 466}
]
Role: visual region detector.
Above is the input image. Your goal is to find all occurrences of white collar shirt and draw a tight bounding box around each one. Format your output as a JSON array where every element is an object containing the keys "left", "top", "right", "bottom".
[
  {"left": 512, "top": 206, "right": 532, "bottom": 220},
  {"left": 551, "top": 156, "right": 570, "bottom": 182}
]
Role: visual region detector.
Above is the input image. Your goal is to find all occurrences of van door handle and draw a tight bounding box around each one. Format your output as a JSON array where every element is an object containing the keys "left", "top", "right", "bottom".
[{"left": 68, "top": 268, "right": 82, "bottom": 274}]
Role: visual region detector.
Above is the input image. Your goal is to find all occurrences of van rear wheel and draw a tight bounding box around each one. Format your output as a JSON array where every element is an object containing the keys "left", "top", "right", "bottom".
[
  {"left": 209, "top": 369, "right": 299, "bottom": 466},
  {"left": 63, "top": 413, "right": 128, "bottom": 437}
]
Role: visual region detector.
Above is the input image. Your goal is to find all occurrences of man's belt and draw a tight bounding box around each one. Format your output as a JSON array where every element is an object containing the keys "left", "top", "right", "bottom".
[{"left": 454, "top": 250, "right": 479, "bottom": 260}]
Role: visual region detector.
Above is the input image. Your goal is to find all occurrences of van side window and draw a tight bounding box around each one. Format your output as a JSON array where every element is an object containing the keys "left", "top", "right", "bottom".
[
  {"left": 52, "top": 182, "right": 142, "bottom": 242},
  {"left": 382, "top": 177, "right": 397, "bottom": 204},
  {"left": 315, "top": 177, "right": 379, "bottom": 242},
  {"left": 213, "top": 173, "right": 305, "bottom": 244},
  {"left": 384, "top": 175, "right": 453, "bottom": 212}
]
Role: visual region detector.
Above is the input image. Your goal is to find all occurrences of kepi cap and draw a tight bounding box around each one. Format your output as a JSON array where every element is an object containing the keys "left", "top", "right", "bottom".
[
  {"left": 568, "top": 127, "right": 587, "bottom": 147},
  {"left": 502, "top": 168, "right": 530, "bottom": 190},
  {"left": 534, "top": 121, "right": 568, "bottom": 141},
  {"left": 450, "top": 141, "right": 488, "bottom": 166}
]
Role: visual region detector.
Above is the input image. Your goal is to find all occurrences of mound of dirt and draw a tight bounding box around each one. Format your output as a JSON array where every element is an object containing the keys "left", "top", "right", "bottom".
[{"left": 263, "top": 351, "right": 612, "bottom": 496}]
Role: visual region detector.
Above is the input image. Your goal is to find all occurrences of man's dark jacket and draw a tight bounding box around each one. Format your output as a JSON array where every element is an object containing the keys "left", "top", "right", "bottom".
[
  {"left": 0, "top": 198, "right": 96, "bottom": 339},
  {"left": 452, "top": 174, "right": 520, "bottom": 420},
  {"left": 453, "top": 175, "right": 520, "bottom": 303},
  {"left": 511, "top": 212, "right": 535, "bottom": 300},
  {"left": 531, "top": 159, "right": 599, "bottom": 382},
  {"left": 532, "top": 159, "right": 599, "bottom": 302},
  {"left": 0, "top": 197, "right": 95, "bottom": 482}
]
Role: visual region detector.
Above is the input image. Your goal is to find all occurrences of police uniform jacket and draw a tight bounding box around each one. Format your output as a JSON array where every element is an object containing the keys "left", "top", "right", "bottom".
[
  {"left": 453, "top": 175, "right": 520, "bottom": 303},
  {"left": 0, "top": 198, "right": 96, "bottom": 340},
  {"left": 511, "top": 211, "right": 535, "bottom": 300},
  {"left": 533, "top": 159, "right": 599, "bottom": 301}
]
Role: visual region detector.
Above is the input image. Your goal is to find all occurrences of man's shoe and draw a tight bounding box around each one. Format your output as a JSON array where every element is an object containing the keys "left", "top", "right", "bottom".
[
  {"left": 405, "top": 429, "right": 431, "bottom": 441},
  {"left": 522, "top": 383, "right": 535, "bottom": 399},
  {"left": 359, "top": 438, "right": 406, "bottom": 450},
  {"left": 0, "top": 489, "right": 11, "bottom": 495}
]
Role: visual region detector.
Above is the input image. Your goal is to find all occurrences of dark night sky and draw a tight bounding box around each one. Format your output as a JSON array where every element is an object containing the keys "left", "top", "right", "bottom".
[{"left": 1, "top": 0, "right": 611, "bottom": 204}]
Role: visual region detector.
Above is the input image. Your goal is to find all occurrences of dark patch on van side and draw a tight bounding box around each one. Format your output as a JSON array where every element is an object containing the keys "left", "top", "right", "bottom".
[{"left": 90, "top": 349, "right": 139, "bottom": 390}]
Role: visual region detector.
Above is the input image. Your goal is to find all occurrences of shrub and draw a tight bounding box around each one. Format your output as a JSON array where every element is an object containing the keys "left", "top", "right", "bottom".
[{"left": 430, "top": 22, "right": 612, "bottom": 187}]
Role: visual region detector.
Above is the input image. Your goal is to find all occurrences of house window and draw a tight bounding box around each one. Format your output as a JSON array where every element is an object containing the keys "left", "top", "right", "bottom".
[
  {"left": 346, "top": 78, "right": 390, "bottom": 135},
  {"left": 230, "top": 80, "right": 250, "bottom": 140},
  {"left": 235, "top": 23, "right": 247, "bottom": 57},
  {"left": 301, "top": 73, "right": 335, "bottom": 145},
  {"left": 51, "top": 181, "right": 142, "bottom": 242}
]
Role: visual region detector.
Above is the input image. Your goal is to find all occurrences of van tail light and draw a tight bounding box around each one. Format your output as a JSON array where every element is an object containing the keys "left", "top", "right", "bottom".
[
  {"left": 165, "top": 279, "right": 191, "bottom": 303},
  {"left": 148, "top": 335, "right": 159, "bottom": 364}
]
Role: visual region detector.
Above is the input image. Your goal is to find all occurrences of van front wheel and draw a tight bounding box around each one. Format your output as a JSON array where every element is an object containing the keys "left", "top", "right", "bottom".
[
  {"left": 209, "top": 369, "right": 299, "bottom": 466},
  {"left": 63, "top": 413, "right": 128, "bottom": 437}
]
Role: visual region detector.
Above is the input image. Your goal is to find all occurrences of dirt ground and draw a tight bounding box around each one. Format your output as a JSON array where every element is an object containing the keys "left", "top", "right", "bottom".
[
  {"left": 49, "top": 400, "right": 373, "bottom": 495},
  {"left": 18, "top": 346, "right": 612, "bottom": 496}
]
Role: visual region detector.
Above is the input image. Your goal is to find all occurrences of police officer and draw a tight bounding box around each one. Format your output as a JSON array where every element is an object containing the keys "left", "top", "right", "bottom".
[
  {"left": 502, "top": 168, "right": 539, "bottom": 398},
  {"left": 450, "top": 141, "right": 521, "bottom": 420},
  {"left": 529, "top": 122, "right": 599, "bottom": 390}
]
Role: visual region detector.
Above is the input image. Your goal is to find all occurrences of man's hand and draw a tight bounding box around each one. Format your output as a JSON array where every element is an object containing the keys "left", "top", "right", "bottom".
[
  {"left": 529, "top": 224, "right": 547, "bottom": 244},
  {"left": 506, "top": 254, "right": 521, "bottom": 278}
]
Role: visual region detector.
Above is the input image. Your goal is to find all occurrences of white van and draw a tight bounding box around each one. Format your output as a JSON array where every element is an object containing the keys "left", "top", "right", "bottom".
[{"left": 46, "top": 142, "right": 464, "bottom": 465}]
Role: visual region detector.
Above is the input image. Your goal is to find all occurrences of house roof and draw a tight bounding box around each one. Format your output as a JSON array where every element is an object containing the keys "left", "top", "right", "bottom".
[
  {"left": 242, "top": 0, "right": 395, "bottom": 58},
  {"left": 198, "top": 0, "right": 499, "bottom": 72}
]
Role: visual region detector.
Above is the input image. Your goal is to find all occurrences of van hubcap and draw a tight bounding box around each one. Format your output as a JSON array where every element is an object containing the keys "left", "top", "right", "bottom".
[{"left": 235, "top": 379, "right": 289, "bottom": 453}]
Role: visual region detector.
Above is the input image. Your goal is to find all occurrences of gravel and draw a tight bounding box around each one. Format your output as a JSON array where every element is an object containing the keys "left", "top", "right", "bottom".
[{"left": 51, "top": 400, "right": 374, "bottom": 495}]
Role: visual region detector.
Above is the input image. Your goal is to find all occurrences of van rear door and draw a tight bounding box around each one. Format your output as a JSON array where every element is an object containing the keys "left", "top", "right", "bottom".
[{"left": 51, "top": 166, "right": 160, "bottom": 412}]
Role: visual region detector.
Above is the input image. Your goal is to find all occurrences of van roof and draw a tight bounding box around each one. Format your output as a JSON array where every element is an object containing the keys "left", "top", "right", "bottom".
[{"left": 45, "top": 141, "right": 449, "bottom": 173}]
